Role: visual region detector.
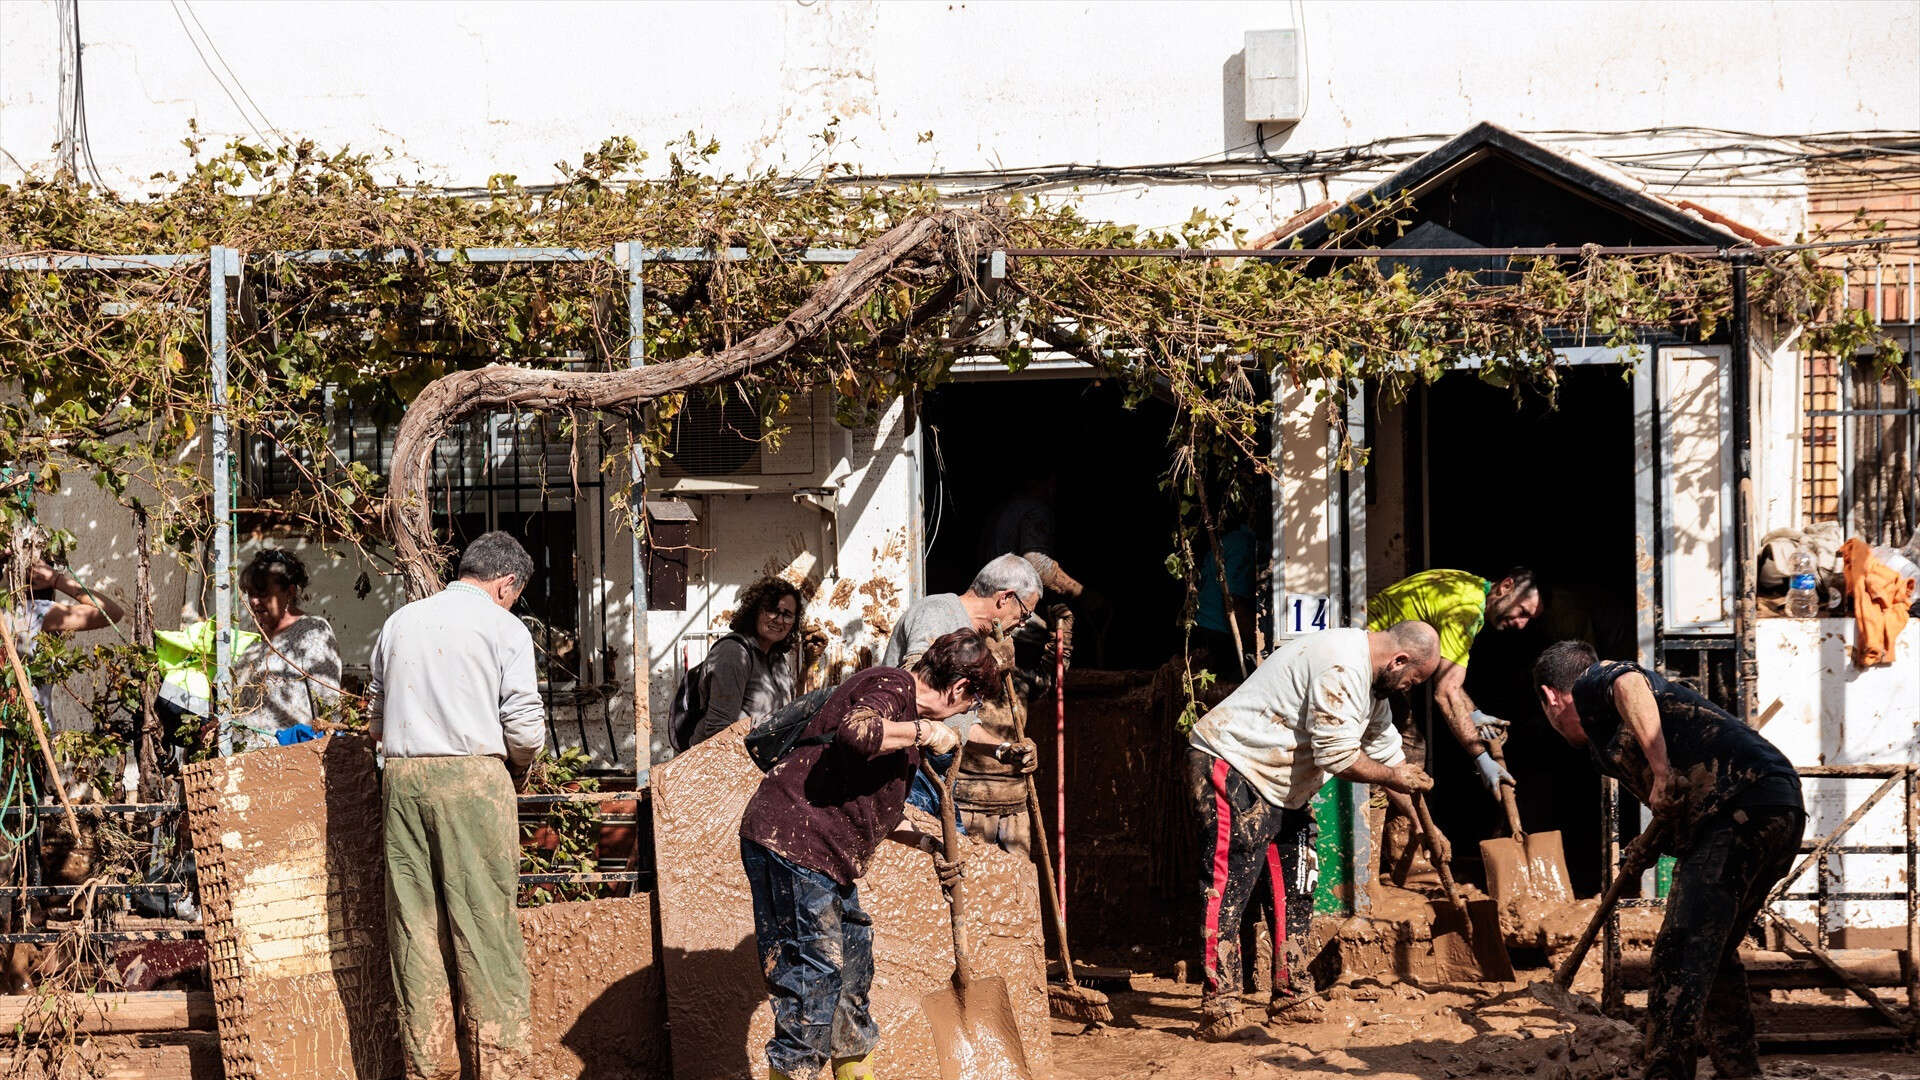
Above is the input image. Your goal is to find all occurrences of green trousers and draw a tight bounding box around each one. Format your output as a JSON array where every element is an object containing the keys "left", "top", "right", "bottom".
[{"left": 383, "top": 756, "right": 531, "bottom": 1080}]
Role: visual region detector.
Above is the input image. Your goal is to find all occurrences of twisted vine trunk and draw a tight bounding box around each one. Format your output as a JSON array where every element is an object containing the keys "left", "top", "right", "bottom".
[{"left": 385, "top": 209, "right": 1002, "bottom": 599}]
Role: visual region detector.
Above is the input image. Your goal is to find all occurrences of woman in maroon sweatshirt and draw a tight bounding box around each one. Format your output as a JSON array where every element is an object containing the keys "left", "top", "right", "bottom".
[{"left": 739, "top": 628, "right": 1004, "bottom": 1080}]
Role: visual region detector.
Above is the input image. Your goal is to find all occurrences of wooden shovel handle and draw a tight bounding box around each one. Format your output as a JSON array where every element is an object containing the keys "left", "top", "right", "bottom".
[
  {"left": 1003, "top": 641, "right": 1089, "bottom": 991},
  {"left": 1, "top": 618, "right": 81, "bottom": 842},
  {"left": 1410, "top": 791, "right": 1468, "bottom": 920},
  {"left": 921, "top": 760, "right": 974, "bottom": 987},
  {"left": 1553, "top": 820, "right": 1670, "bottom": 989},
  {"left": 1487, "top": 739, "right": 1526, "bottom": 840}
]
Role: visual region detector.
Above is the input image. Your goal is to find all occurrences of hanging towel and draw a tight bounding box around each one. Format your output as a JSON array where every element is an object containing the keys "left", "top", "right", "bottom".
[{"left": 1840, "top": 538, "right": 1915, "bottom": 667}]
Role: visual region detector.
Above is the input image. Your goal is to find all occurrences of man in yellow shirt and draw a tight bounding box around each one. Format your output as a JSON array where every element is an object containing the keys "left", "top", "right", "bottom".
[{"left": 1366, "top": 567, "right": 1541, "bottom": 798}]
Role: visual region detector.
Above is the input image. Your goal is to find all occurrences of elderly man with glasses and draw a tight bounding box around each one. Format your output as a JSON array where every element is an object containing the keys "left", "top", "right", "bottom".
[{"left": 882, "top": 553, "right": 1046, "bottom": 854}]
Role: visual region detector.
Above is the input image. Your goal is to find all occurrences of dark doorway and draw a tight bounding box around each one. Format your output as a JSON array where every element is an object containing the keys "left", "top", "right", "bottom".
[
  {"left": 1395, "top": 366, "right": 1638, "bottom": 897},
  {"left": 919, "top": 378, "right": 1188, "bottom": 670}
]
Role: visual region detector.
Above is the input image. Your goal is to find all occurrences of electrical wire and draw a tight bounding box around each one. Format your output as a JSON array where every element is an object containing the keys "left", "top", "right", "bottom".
[
  {"left": 179, "top": 0, "right": 286, "bottom": 146},
  {"left": 169, "top": 0, "right": 281, "bottom": 149}
]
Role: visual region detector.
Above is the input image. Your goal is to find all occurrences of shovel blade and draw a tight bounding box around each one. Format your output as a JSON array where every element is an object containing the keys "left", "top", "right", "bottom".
[
  {"left": 1427, "top": 901, "right": 1483, "bottom": 983},
  {"left": 1466, "top": 898, "right": 1517, "bottom": 981},
  {"left": 1522, "top": 831, "right": 1574, "bottom": 904},
  {"left": 1479, "top": 836, "right": 1534, "bottom": 905},
  {"left": 921, "top": 976, "right": 1031, "bottom": 1080},
  {"left": 1427, "top": 899, "right": 1517, "bottom": 983}
]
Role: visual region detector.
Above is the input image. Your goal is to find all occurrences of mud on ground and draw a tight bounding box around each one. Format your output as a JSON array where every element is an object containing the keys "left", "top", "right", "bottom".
[{"left": 1050, "top": 975, "right": 1920, "bottom": 1080}]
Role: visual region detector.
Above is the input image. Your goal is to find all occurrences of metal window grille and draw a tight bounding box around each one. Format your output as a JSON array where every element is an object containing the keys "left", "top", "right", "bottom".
[
  {"left": 240, "top": 390, "right": 628, "bottom": 772},
  {"left": 1802, "top": 261, "right": 1920, "bottom": 545}
]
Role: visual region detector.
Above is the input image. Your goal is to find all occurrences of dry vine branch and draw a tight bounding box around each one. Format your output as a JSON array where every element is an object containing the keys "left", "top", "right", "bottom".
[{"left": 385, "top": 207, "right": 1004, "bottom": 598}]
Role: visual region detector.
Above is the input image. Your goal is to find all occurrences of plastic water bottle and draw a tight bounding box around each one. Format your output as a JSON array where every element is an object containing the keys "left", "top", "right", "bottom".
[{"left": 1786, "top": 548, "right": 1820, "bottom": 618}]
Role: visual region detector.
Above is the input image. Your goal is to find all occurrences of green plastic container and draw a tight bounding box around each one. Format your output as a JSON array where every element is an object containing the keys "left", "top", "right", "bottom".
[{"left": 1654, "top": 854, "right": 1677, "bottom": 898}]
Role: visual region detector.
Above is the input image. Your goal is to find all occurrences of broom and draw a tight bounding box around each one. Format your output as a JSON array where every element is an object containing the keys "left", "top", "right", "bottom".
[{"left": 1021, "top": 623, "right": 1111, "bottom": 1024}]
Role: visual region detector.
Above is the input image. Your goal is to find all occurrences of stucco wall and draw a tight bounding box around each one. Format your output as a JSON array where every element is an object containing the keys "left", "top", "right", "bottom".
[{"left": 4, "top": 0, "right": 1916, "bottom": 237}]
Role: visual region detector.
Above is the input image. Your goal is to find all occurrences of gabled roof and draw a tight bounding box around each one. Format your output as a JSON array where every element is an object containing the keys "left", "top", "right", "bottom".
[{"left": 1279, "top": 122, "right": 1771, "bottom": 250}]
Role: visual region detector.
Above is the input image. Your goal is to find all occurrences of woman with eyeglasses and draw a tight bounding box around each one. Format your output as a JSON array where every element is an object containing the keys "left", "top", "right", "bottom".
[{"left": 689, "top": 576, "right": 804, "bottom": 748}]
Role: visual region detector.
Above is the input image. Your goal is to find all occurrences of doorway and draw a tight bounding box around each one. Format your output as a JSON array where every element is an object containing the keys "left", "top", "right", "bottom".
[
  {"left": 1378, "top": 366, "right": 1640, "bottom": 897},
  {"left": 919, "top": 378, "right": 1188, "bottom": 669}
]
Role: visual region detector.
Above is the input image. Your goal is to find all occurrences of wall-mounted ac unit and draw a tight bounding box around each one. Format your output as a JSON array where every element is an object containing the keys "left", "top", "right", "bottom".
[{"left": 655, "top": 387, "right": 837, "bottom": 493}]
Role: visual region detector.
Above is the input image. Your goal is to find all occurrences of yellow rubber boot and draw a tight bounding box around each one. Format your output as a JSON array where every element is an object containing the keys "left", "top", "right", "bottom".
[
  {"left": 768, "top": 1069, "right": 797, "bottom": 1080},
  {"left": 832, "top": 1052, "right": 877, "bottom": 1080}
]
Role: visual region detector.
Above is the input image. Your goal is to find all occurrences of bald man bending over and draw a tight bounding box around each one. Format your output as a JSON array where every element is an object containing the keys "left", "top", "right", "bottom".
[{"left": 1186, "top": 621, "right": 1441, "bottom": 1040}]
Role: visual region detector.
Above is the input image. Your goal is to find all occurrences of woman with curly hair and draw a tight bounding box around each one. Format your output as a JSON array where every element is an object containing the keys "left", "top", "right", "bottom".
[
  {"left": 689, "top": 576, "right": 803, "bottom": 747},
  {"left": 233, "top": 548, "right": 343, "bottom": 749}
]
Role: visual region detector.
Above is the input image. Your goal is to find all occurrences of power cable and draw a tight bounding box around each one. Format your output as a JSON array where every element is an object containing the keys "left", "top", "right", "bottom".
[
  {"left": 179, "top": 0, "right": 286, "bottom": 146},
  {"left": 169, "top": 0, "right": 278, "bottom": 149},
  {"left": 68, "top": 0, "right": 107, "bottom": 187}
]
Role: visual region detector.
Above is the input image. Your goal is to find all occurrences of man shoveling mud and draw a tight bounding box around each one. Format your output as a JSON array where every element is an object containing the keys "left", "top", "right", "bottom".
[
  {"left": 1366, "top": 568, "right": 1540, "bottom": 880},
  {"left": 740, "top": 628, "right": 1004, "bottom": 1080},
  {"left": 370, "top": 531, "right": 547, "bottom": 1079},
  {"left": 1532, "top": 640, "right": 1805, "bottom": 1080},
  {"left": 1186, "top": 621, "right": 1442, "bottom": 1041}
]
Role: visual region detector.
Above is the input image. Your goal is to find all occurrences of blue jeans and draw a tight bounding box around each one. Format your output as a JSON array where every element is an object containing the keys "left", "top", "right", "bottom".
[{"left": 740, "top": 838, "right": 879, "bottom": 1077}]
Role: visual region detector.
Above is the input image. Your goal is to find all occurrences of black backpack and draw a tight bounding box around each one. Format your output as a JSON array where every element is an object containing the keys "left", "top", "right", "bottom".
[
  {"left": 667, "top": 634, "right": 748, "bottom": 754},
  {"left": 743, "top": 686, "right": 838, "bottom": 772}
]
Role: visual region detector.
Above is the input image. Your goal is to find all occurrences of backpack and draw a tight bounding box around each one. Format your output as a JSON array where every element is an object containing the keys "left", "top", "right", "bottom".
[
  {"left": 667, "top": 633, "right": 749, "bottom": 754},
  {"left": 743, "top": 686, "right": 838, "bottom": 772}
]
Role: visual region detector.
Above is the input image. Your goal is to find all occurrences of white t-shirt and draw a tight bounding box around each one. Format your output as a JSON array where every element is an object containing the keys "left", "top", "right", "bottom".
[{"left": 1189, "top": 628, "right": 1404, "bottom": 810}]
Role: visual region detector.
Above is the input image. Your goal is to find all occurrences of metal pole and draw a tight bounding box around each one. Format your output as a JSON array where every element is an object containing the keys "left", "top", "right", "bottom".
[
  {"left": 1729, "top": 256, "right": 1758, "bottom": 722},
  {"left": 210, "top": 246, "right": 235, "bottom": 755},
  {"left": 1906, "top": 766, "right": 1918, "bottom": 1020},
  {"left": 626, "top": 242, "right": 652, "bottom": 785}
]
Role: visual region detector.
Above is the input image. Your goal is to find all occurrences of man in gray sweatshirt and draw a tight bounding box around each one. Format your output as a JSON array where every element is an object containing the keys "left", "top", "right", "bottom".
[{"left": 370, "top": 531, "right": 547, "bottom": 1080}]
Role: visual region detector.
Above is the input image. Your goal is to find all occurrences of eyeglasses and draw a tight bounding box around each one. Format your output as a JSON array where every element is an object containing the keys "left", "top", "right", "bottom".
[
  {"left": 1006, "top": 591, "right": 1033, "bottom": 624},
  {"left": 766, "top": 609, "right": 799, "bottom": 622}
]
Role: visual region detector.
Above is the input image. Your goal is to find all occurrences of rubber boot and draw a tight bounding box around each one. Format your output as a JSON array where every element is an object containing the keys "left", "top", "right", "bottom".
[{"left": 832, "top": 1052, "right": 876, "bottom": 1080}]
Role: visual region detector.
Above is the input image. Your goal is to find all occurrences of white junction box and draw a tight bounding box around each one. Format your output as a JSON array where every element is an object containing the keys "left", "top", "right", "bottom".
[{"left": 1243, "top": 29, "right": 1304, "bottom": 125}]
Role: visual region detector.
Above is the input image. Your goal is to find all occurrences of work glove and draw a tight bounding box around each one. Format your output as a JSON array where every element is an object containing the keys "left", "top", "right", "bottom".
[
  {"left": 933, "top": 852, "right": 966, "bottom": 889},
  {"left": 918, "top": 719, "right": 961, "bottom": 755},
  {"left": 1470, "top": 710, "right": 1509, "bottom": 746},
  {"left": 992, "top": 737, "right": 1039, "bottom": 775},
  {"left": 1472, "top": 750, "right": 1515, "bottom": 798}
]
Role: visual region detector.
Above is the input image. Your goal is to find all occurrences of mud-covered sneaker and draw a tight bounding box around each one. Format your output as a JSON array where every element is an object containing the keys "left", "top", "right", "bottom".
[
  {"left": 1196, "top": 1008, "right": 1263, "bottom": 1042},
  {"left": 1266, "top": 988, "right": 1325, "bottom": 1023}
]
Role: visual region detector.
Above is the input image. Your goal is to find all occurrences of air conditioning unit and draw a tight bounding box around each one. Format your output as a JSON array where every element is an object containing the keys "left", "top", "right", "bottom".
[{"left": 655, "top": 387, "right": 837, "bottom": 493}]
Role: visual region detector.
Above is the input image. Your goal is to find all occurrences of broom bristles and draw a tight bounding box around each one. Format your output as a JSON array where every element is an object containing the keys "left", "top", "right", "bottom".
[{"left": 1046, "top": 983, "right": 1113, "bottom": 1024}]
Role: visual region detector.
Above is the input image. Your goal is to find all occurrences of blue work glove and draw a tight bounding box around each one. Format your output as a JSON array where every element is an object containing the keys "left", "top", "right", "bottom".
[
  {"left": 275, "top": 723, "right": 322, "bottom": 746},
  {"left": 1472, "top": 750, "right": 1514, "bottom": 797}
]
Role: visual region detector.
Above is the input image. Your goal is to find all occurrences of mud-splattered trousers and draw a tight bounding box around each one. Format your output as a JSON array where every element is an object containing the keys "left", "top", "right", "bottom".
[
  {"left": 741, "top": 838, "right": 879, "bottom": 1078},
  {"left": 383, "top": 756, "right": 532, "bottom": 1080},
  {"left": 1644, "top": 805, "right": 1805, "bottom": 1080},
  {"left": 1188, "top": 749, "right": 1317, "bottom": 1018}
]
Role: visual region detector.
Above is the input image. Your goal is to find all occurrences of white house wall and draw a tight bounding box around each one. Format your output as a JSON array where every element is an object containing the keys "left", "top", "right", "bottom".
[
  {"left": 3, "top": 1, "right": 1916, "bottom": 238},
  {"left": 636, "top": 396, "right": 918, "bottom": 772}
]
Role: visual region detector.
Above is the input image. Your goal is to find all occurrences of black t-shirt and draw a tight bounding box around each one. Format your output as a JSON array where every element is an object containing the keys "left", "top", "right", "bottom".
[{"left": 1572, "top": 661, "right": 1802, "bottom": 836}]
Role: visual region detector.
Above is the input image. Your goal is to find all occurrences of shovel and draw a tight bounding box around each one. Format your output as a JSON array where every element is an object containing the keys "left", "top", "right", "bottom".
[
  {"left": 1412, "top": 792, "right": 1516, "bottom": 982},
  {"left": 1477, "top": 739, "right": 1574, "bottom": 908},
  {"left": 919, "top": 762, "right": 1032, "bottom": 1080},
  {"left": 1550, "top": 817, "right": 1671, "bottom": 990}
]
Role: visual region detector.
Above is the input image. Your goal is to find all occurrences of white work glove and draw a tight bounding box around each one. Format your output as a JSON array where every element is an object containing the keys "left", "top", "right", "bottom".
[
  {"left": 1470, "top": 710, "right": 1509, "bottom": 745},
  {"left": 1472, "top": 751, "right": 1514, "bottom": 797},
  {"left": 918, "top": 719, "right": 961, "bottom": 755}
]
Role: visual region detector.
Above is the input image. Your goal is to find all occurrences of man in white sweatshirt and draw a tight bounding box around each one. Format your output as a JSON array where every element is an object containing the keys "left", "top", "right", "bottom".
[
  {"left": 370, "top": 531, "right": 548, "bottom": 1079},
  {"left": 1188, "top": 620, "right": 1440, "bottom": 1040}
]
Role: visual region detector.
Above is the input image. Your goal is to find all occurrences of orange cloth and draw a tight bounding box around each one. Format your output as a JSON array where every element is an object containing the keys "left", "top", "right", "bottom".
[{"left": 1840, "top": 538, "right": 1916, "bottom": 667}]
